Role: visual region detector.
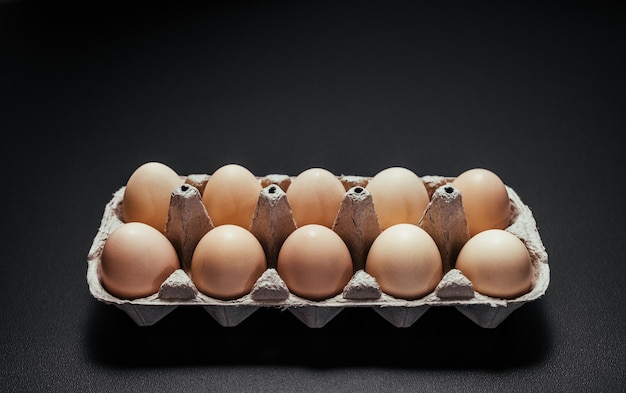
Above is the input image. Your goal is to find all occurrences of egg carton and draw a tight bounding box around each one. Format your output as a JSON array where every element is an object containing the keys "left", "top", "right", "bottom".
[{"left": 87, "top": 173, "right": 549, "bottom": 329}]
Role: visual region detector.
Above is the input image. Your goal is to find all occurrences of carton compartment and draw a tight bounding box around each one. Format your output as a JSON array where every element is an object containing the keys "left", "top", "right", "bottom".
[{"left": 87, "top": 174, "right": 549, "bottom": 329}]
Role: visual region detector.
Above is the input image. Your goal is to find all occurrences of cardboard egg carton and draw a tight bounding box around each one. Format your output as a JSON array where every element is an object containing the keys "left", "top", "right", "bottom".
[{"left": 87, "top": 173, "right": 549, "bottom": 329}]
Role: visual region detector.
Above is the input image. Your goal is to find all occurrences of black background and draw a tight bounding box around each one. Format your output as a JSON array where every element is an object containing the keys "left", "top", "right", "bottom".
[{"left": 2, "top": 1, "right": 625, "bottom": 392}]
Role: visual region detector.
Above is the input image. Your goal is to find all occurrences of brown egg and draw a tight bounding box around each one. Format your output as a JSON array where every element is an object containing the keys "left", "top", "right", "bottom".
[
  {"left": 122, "top": 162, "right": 185, "bottom": 233},
  {"left": 455, "top": 229, "right": 533, "bottom": 299},
  {"left": 365, "top": 167, "right": 430, "bottom": 230},
  {"left": 100, "top": 222, "right": 180, "bottom": 299},
  {"left": 286, "top": 167, "right": 346, "bottom": 228},
  {"left": 451, "top": 168, "right": 511, "bottom": 237},
  {"left": 277, "top": 224, "right": 353, "bottom": 300},
  {"left": 190, "top": 224, "right": 267, "bottom": 300},
  {"left": 202, "top": 163, "right": 262, "bottom": 229},
  {"left": 365, "top": 223, "right": 442, "bottom": 300}
]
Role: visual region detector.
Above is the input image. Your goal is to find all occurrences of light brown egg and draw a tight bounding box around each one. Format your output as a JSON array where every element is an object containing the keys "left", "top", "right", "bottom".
[
  {"left": 122, "top": 162, "right": 185, "bottom": 233},
  {"left": 190, "top": 224, "right": 267, "bottom": 300},
  {"left": 202, "top": 163, "right": 263, "bottom": 229},
  {"left": 365, "top": 167, "right": 430, "bottom": 230},
  {"left": 455, "top": 229, "right": 533, "bottom": 299},
  {"left": 451, "top": 168, "right": 511, "bottom": 237},
  {"left": 286, "top": 167, "right": 346, "bottom": 228},
  {"left": 277, "top": 224, "right": 353, "bottom": 300},
  {"left": 365, "top": 223, "right": 442, "bottom": 300},
  {"left": 99, "top": 222, "right": 180, "bottom": 299}
]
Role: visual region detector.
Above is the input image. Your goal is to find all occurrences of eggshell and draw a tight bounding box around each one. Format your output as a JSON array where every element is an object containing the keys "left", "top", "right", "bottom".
[
  {"left": 366, "top": 167, "right": 430, "bottom": 230},
  {"left": 99, "top": 222, "right": 180, "bottom": 299},
  {"left": 455, "top": 229, "right": 533, "bottom": 299},
  {"left": 365, "top": 223, "right": 442, "bottom": 300},
  {"left": 277, "top": 224, "right": 353, "bottom": 300},
  {"left": 286, "top": 168, "right": 346, "bottom": 228},
  {"left": 190, "top": 224, "right": 267, "bottom": 300},
  {"left": 122, "top": 162, "right": 185, "bottom": 233},
  {"left": 451, "top": 168, "right": 511, "bottom": 237},
  {"left": 202, "top": 163, "right": 262, "bottom": 229}
]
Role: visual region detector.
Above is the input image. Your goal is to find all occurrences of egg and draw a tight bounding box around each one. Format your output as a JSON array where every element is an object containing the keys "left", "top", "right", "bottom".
[
  {"left": 276, "top": 224, "right": 353, "bottom": 300},
  {"left": 451, "top": 168, "right": 511, "bottom": 237},
  {"left": 190, "top": 224, "right": 267, "bottom": 300},
  {"left": 286, "top": 167, "right": 346, "bottom": 228},
  {"left": 455, "top": 229, "right": 533, "bottom": 299},
  {"left": 99, "top": 222, "right": 180, "bottom": 299},
  {"left": 365, "top": 223, "right": 442, "bottom": 300},
  {"left": 365, "top": 167, "right": 430, "bottom": 230},
  {"left": 122, "top": 162, "right": 185, "bottom": 233},
  {"left": 202, "top": 163, "right": 263, "bottom": 229}
]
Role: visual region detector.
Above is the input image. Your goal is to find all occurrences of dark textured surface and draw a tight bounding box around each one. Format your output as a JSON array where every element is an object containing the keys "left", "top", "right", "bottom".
[{"left": 2, "top": 1, "right": 625, "bottom": 391}]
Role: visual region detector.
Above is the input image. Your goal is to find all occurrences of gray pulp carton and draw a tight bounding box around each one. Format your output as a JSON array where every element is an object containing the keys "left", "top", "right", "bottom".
[{"left": 87, "top": 174, "right": 549, "bottom": 329}]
